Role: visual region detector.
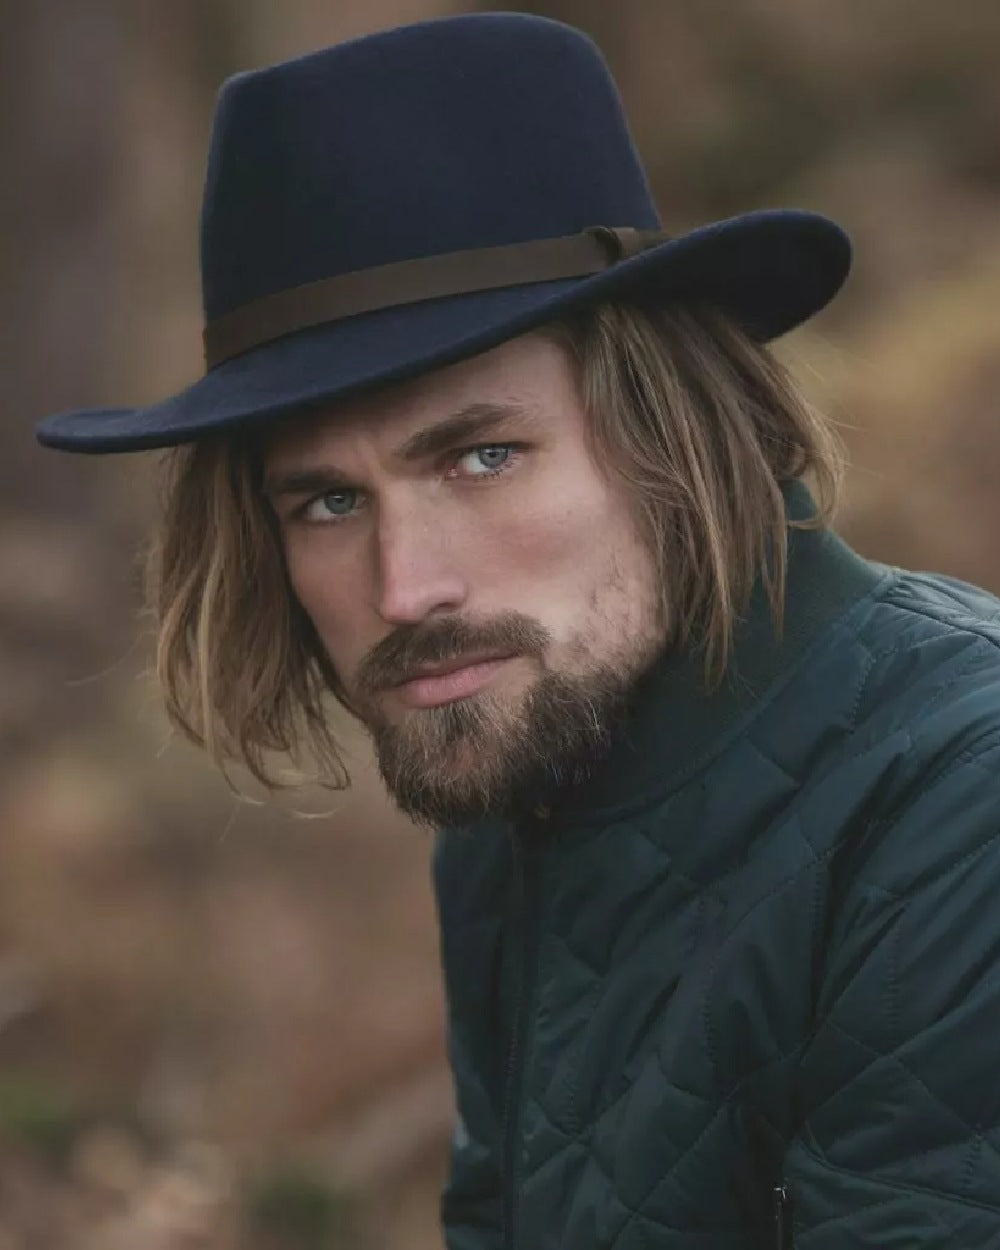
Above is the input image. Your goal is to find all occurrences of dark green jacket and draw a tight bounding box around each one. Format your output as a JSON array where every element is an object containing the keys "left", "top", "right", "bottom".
[{"left": 434, "top": 486, "right": 1000, "bottom": 1249}]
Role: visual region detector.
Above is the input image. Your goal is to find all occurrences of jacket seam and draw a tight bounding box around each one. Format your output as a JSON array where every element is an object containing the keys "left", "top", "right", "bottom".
[
  {"left": 790, "top": 1135, "right": 1000, "bottom": 1221},
  {"left": 812, "top": 1017, "right": 1000, "bottom": 1179},
  {"left": 849, "top": 632, "right": 999, "bottom": 755},
  {"left": 960, "top": 1133, "right": 985, "bottom": 1201},
  {"left": 884, "top": 590, "right": 1000, "bottom": 651},
  {"left": 847, "top": 646, "right": 879, "bottom": 730},
  {"left": 865, "top": 735, "right": 1000, "bottom": 890},
  {"left": 703, "top": 829, "right": 831, "bottom": 1094},
  {"left": 608, "top": 1037, "right": 812, "bottom": 1247},
  {"left": 622, "top": 639, "right": 994, "bottom": 897},
  {"left": 885, "top": 910, "right": 902, "bottom": 1050}
]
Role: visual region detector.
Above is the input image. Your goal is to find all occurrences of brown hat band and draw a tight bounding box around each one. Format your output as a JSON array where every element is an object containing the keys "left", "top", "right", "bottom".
[{"left": 202, "top": 226, "right": 667, "bottom": 369}]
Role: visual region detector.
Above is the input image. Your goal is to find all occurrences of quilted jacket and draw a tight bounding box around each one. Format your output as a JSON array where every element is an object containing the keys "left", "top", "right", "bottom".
[{"left": 433, "top": 484, "right": 1000, "bottom": 1249}]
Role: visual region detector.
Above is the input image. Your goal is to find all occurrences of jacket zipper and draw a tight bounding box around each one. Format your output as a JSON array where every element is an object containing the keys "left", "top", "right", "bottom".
[
  {"left": 773, "top": 1182, "right": 791, "bottom": 1250},
  {"left": 501, "top": 833, "right": 544, "bottom": 1250}
]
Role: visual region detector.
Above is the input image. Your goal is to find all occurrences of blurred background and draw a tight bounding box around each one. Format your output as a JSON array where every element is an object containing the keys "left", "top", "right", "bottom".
[{"left": 3, "top": 1, "right": 1000, "bottom": 1245}]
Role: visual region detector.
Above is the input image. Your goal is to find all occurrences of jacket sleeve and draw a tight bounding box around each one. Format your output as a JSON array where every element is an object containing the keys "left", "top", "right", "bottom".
[
  {"left": 786, "top": 737, "right": 1000, "bottom": 1246},
  {"left": 433, "top": 827, "right": 509, "bottom": 1250}
]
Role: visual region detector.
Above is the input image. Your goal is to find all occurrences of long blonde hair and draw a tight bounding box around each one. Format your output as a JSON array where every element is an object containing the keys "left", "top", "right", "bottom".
[{"left": 148, "top": 302, "right": 843, "bottom": 789}]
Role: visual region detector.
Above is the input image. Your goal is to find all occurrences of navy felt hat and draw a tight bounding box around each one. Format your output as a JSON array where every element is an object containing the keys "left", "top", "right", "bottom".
[{"left": 36, "top": 12, "right": 851, "bottom": 455}]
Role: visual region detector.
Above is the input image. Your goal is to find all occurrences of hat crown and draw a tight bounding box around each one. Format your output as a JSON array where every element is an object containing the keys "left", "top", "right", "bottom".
[{"left": 199, "top": 14, "right": 660, "bottom": 321}]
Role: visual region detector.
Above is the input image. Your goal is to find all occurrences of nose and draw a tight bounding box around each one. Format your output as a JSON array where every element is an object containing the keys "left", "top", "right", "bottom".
[{"left": 373, "top": 505, "right": 469, "bottom": 625}]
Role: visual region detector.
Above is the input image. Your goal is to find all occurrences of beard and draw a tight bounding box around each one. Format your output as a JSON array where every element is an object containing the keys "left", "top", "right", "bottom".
[{"left": 350, "top": 611, "right": 658, "bottom": 829}]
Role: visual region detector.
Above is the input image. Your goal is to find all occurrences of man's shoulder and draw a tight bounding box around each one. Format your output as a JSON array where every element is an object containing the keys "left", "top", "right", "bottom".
[
  {"left": 765, "top": 559, "right": 1000, "bottom": 793},
  {"left": 743, "top": 559, "right": 1000, "bottom": 892},
  {"left": 849, "top": 565, "right": 1000, "bottom": 747},
  {"left": 790, "top": 564, "right": 1000, "bottom": 1234},
  {"left": 874, "top": 565, "right": 1000, "bottom": 648},
  {"left": 819, "top": 564, "right": 1000, "bottom": 897}
]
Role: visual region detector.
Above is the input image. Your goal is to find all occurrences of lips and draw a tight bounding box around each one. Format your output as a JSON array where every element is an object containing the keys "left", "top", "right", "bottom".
[
  {"left": 396, "top": 650, "right": 514, "bottom": 686},
  {"left": 391, "top": 653, "right": 516, "bottom": 709}
]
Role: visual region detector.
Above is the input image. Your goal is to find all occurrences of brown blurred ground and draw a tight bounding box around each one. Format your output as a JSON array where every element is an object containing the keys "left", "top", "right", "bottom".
[{"left": 2, "top": 1, "right": 1000, "bottom": 1246}]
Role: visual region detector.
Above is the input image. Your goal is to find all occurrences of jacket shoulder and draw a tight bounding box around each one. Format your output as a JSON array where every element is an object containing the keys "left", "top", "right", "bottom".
[
  {"left": 852, "top": 568, "right": 1000, "bottom": 760},
  {"left": 787, "top": 571, "right": 1000, "bottom": 1230},
  {"left": 820, "top": 568, "right": 1000, "bottom": 887},
  {"left": 876, "top": 566, "right": 1000, "bottom": 650}
]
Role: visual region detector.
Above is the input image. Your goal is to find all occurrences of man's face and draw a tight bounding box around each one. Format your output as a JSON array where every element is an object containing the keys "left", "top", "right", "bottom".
[{"left": 263, "top": 332, "right": 666, "bottom": 827}]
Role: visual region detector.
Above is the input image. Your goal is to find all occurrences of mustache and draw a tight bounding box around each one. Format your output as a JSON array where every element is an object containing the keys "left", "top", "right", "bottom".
[{"left": 356, "top": 612, "right": 550, "bottom": 695}]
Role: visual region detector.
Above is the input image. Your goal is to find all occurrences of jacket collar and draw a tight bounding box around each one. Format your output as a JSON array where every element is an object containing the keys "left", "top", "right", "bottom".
[{"left": 526, "top": 480, "right": 888, "bottom": 832}]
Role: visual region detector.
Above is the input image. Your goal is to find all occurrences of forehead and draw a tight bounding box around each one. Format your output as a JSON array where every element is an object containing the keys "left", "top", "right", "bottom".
[{"left": 262, "top": 330, "right": 577, "bottom": 463}]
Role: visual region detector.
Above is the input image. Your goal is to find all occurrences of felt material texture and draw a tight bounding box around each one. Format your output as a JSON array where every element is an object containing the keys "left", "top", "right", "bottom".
[{"left": 36, "top": 14, "right": 850, "bottom": 454}]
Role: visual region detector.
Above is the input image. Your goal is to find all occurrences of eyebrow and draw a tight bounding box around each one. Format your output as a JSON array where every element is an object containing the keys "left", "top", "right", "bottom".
[{"left": 262, "top": 401, "right": 540, "bottom": 499}]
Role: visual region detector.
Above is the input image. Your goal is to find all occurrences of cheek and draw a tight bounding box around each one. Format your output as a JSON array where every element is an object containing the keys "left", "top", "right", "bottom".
[
  {"left": 282, "top": 540, "right": 360, "bottom": 656},
  {"left": 486, "top": 476, "right": 630, "bottom": 592},
  {"left": 517, "top": 482, "right": 659, "bottom": 637},
  {"left": 481, "top": 504, "right": 581, "bottom": 580}
]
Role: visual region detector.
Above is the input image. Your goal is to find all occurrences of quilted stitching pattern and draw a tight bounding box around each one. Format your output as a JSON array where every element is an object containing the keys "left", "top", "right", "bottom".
[{"left": 439, "top": 569, "right": 1000, "bottom": 1249}]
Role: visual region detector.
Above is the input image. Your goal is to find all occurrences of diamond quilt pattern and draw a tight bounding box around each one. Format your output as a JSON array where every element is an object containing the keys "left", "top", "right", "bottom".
[{"left": 437, "top": 567, "right": 1000, "bottom": 1250}]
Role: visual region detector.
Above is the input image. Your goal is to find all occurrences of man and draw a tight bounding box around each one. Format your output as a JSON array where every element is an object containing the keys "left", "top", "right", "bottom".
[{"left": 36, "top": 13, "right": 1000, "bottom": 1249}]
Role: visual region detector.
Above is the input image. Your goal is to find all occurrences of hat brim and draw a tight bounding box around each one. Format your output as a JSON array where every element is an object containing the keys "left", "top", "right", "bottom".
[{"left": 35, "top": 209, "right": 849, "bottom": 454}]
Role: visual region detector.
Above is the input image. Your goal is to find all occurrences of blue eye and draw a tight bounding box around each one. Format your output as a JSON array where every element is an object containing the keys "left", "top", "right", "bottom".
[
  {"left": 458, "top": 445, "right": 515, "bottom": 476},
  {"left": 303, "top": 488, "right": 357, "bottom": 521},
  {"left": 475, "top": 446, "right": 510, "bottom": 471}
]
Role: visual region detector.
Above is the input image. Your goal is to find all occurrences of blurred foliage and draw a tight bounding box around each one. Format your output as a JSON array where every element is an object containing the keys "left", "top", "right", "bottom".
[
  {"left": 0, "top": 1075, "right": 82, "bottom": 1167},
  {"left": 247, "top": 1166, "right": 358, "bottom": 1249},
  {"left": 501, "top": 0, "right": 1000, "bottom": 218},
  {"left": 2, "top": 1, "right": 1000, "bottom": 1248}
]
